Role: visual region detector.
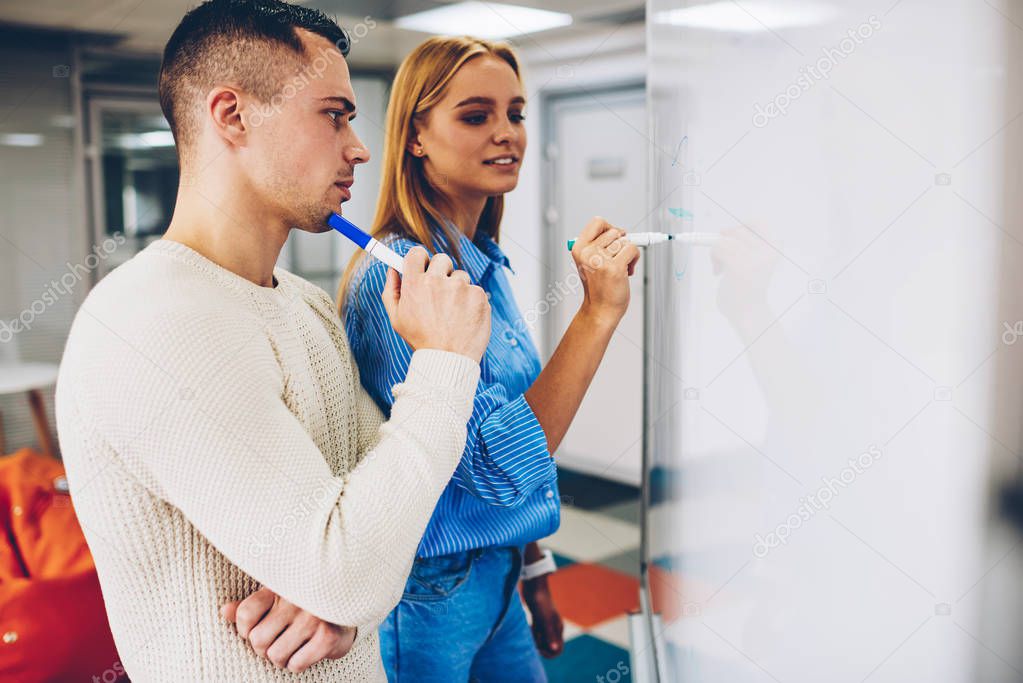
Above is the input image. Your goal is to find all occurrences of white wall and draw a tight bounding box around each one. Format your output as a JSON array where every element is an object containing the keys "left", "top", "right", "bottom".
[{"left": 502, "top": 24, "right": 646, "bottom": 354}]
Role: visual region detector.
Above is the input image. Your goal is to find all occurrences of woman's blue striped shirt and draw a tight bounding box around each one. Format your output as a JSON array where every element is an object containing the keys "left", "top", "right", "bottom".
[{"left": 343, "top": 225, "right": 561, "bottom": 557}]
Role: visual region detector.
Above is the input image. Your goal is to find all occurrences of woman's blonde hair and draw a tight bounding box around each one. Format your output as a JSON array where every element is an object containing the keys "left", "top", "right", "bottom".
[{"left": 338, "top": 35, "right": 523, "bottom": 307}]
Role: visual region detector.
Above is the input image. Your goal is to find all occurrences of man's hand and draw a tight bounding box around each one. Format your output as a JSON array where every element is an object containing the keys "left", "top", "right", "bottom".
[
  {"left": 221, "top": 587, "right": 356, "bottom": 673},
  {"left": 521, "top": 577, "right": 565, "bottom": 658},
  {"left": 382, "top": 246, "right": 492, "bottom": 362}
]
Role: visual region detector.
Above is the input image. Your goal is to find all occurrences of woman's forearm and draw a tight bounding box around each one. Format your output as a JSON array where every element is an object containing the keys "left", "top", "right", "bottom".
[
  {"left": 524, "top": 306, "right": 619, "bottom": 454},
  {"left": 524, "top": 541, "right": 545, "bottom": 563}
]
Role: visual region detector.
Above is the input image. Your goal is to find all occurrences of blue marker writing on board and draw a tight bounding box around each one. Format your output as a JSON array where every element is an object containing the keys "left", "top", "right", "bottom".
[{"left": 328, "top": 213, "right": 405, "bottom": 274}]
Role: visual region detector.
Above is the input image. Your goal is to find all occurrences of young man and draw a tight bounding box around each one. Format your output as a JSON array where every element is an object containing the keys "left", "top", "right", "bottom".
[{"left": 54, "top": 0, "right": 491, "bottom": 680}]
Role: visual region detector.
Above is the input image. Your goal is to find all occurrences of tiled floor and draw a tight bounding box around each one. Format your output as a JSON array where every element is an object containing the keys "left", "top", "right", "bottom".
[{"left": 534, "top": 468, "right": 641, "bottom": 683}]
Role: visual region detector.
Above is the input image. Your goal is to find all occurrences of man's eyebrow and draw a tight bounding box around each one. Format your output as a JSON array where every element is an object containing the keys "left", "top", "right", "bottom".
[
  {"left": 453, "top": 96, "right": 527, "bottom": 108},
  {"left": 320, "top": 96, "right": 357, "bottom": 114}
]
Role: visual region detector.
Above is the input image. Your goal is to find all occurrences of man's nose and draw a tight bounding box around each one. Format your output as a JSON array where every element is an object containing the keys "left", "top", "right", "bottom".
[{"left": 348, "top": 133, "right": 370, "bottom": 165}]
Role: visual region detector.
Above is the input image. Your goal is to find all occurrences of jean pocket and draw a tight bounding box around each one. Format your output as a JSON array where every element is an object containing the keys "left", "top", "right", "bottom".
[{"left": 403, "top": 551, "right": 476, "bottom": 602}]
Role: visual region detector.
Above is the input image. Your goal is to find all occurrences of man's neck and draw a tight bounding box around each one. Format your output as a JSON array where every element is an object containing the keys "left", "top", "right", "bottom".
[{"left": 163, "top": 189, "right": 289, "bottom": 288}]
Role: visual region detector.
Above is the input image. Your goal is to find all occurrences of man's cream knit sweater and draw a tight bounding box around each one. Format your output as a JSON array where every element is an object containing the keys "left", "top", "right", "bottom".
[{"left": 55, "top": 239, "right": 480, "bottom": 681}]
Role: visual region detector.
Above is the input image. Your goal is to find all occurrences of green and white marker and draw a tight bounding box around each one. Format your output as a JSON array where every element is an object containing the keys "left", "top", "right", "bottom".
[{"left": 566, "top": 232, "right": 718, "bottom": 250}]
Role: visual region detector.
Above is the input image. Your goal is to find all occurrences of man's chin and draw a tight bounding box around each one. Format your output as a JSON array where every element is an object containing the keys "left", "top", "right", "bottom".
[{"left": 290, "top": 211, "right": 336, "bottom": 234}]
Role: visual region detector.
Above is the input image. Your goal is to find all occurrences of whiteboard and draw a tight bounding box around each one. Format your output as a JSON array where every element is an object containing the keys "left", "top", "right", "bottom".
[{"left": 644, "top": 1, "right": 1023, "bottom": 680}]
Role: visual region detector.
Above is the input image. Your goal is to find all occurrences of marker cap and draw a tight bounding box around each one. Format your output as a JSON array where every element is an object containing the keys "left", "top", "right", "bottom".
[{"left": 328, "top": 213, "right": 370, "bottom": 249}]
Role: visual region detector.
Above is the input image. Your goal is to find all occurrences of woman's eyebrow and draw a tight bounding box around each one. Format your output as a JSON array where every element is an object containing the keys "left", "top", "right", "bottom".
[{"left": 453, "top": 96, "right": 527, "bottom": 108}]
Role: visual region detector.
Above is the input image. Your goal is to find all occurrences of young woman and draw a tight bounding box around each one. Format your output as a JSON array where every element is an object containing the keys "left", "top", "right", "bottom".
[{"left": 340, "top": 36, "right": 640, "bottom": 680}]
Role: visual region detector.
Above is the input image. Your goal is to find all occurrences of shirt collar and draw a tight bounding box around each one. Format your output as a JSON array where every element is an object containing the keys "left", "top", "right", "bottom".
[{"left": 430, "top": 221, "right": 513, "bottom": 282}]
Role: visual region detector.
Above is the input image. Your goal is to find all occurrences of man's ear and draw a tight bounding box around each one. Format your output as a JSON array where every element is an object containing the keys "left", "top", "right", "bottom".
[{"left": 206, "top": 87, "right": 247, "bottom": 148}]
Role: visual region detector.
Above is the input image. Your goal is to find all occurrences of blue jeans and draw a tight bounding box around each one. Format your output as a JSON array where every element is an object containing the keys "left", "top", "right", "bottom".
[{"left": 378, "top": 546, "right": 548, "bottom": 682}]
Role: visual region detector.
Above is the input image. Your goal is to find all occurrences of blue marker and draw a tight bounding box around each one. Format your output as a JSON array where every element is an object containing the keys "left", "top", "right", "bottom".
[{"left": 328, "top": 213, "right": 405, "bottom": 274}]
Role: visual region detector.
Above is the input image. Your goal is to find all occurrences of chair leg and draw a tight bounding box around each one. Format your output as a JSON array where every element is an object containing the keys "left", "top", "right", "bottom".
[{"left": 27, "top": 389, "right": 57, "bottom": 459}]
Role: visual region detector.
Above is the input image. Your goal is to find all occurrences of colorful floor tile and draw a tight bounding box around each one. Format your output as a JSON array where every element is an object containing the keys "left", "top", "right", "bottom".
[
  {"left": 588, "top": 614, "right": 632, "bottom": 650},
  {"left": 546, "top": 507, "right": 640, "bottom": 563},
  {"left": 551, "top": 551, "right": 577, "bottom": 571},
  {"left": 599, "top": 500, "right": 640, "bottom": 525},
  {"left": 599, "top": 548, "right": 641, "bottom": 578},
  {"left": 556, "top": 467, "right": 638, "bottom": 510},
  {"left": 542, "top": 635, "right": 633, "bottom": 683},
  {"left": 540, "top": 469, "right": 642, "bottom": 683},
  {"left": 548, "top": 562, "right": 641, "bottom": 628}
]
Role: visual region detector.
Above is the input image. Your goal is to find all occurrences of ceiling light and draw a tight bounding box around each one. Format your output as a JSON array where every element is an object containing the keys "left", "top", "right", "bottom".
[
  {"left": 396, "top": 1, "right": 572, "bottom": 40},
  {"left": 116, "top": 131, "right": 176, "bottom": 149},
  {"left": 0, "top": 133, "right": 44, "bottom": 147},
  {"left": 655, "top": 1, "right": 835, "bottom": 32},
  {"left": 138, "top": 131, "right": 175, "bottom": 147}
]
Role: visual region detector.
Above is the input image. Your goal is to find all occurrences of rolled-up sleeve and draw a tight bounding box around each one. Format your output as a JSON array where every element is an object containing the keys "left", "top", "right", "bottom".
[
  {"left": 345, "top": 249, "right": 556, "bottom": 508},
  {"left": 462, "top": 387, "right": 554, "bottom": 505}
]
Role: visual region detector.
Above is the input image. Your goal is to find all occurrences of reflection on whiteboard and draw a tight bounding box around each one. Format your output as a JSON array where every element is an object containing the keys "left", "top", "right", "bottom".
[{"left": 643, "top": 1, "right": 1019, "bottom": 681}]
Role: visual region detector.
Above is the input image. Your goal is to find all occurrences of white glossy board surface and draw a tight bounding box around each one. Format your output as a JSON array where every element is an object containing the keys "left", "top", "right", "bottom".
[{"left": 644, "top": 2, "right": 1023, "bottom": 680}]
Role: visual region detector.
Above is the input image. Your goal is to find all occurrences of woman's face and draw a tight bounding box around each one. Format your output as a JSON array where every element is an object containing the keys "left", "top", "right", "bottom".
[{"left": 414, "top": 55, "right": 527, "bottom": 203}]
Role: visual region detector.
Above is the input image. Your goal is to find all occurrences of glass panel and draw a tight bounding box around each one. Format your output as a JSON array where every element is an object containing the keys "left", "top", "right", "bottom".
[
  {"left": 646, "top": 1, "right": 1021, "bottom": 681},
  {"left": 87, "top": 74, "right": 385, "bottom": 290},
  {"left": 97, "top": 106, "right": 178, "bottom": 269}
]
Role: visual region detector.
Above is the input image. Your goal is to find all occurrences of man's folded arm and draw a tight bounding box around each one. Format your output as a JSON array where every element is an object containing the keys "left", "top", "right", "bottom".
[{"left": 64, "top": 308, "right": 479, "bottom": 627}]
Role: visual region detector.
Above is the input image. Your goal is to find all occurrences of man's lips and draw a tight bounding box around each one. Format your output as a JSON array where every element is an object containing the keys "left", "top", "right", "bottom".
[{"left": 334, "top": 180, "right": 353, "bottom": 201}]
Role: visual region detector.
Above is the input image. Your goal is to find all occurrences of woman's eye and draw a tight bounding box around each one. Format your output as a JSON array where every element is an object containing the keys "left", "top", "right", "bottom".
[
  {"left": 510, "top": 111, "right": 526, "bottom": 123},
  {"left": 463, "top": 113, "right": 488, "bottom": 125}
]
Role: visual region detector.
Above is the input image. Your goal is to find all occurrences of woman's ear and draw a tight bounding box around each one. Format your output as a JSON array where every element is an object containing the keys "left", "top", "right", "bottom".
[
  {"left": 406, "top": 126, "right": 426, "bottom": 157},
  {"left": 206, "top": 87, "right": 247, "bottom": 147}
]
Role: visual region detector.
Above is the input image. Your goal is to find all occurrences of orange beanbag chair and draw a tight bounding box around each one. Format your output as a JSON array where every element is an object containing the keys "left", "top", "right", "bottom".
[{"left": 0, "top": 448, "right": 125, "bottom": 682}]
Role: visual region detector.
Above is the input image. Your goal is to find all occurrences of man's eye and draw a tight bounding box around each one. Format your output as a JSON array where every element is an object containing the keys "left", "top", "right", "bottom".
[{"left": 327, "top": 110, "right": 344, "bottom": 124}]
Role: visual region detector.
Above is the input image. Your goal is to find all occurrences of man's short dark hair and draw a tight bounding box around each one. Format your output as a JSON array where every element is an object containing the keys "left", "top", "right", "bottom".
[{"left": 159, "top": 0, "right": 350, "bottom": 157}]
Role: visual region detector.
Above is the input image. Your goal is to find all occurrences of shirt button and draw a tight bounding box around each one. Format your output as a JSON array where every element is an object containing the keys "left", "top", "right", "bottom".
[
  {"left": 11, "top": 506, "right": 22, "bottom": 517},
  {"left": 546, "top": 490, "right": 555, "bottom": 499},
  {"left": 2, "top": 631, "right": 18, "bottom": 644}
]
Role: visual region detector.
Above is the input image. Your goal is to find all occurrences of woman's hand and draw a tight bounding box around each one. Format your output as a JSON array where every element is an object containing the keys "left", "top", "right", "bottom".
[
  {"left": 521, "top": 576, "right": 565, "bottom": 658},
  {"left": 570, "top": 217, "right": 641, "bottom": 327}
]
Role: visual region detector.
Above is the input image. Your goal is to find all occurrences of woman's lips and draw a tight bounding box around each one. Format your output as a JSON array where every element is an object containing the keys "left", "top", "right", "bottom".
[{"left": 483, "top": 158, "right": 520, "bottom": 172}]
